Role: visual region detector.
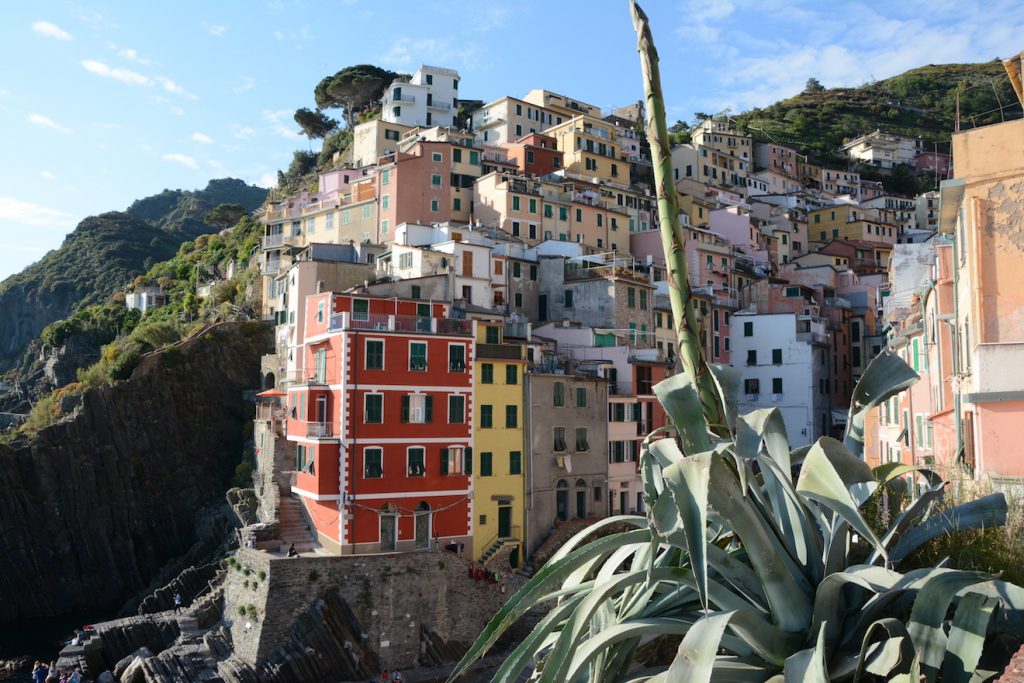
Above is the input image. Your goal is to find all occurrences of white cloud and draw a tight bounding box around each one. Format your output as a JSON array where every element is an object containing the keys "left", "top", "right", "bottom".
[
  {"left": 81, "top": 59, "right": 152, "bottom": 86},
  {"left": 257, "top": 172, "right": 278, "bottom": 188},
  {"left": 0, "top": 197, "right": 73, "bottom": 227},
  {"left": 232, "top": 125, "right": 256, "bottom": 139},
  {"left": 28, "top": 113, "right": 72, "bottom": 134},
  {"left": 163, "top": 153, "right": 199, "bottom": 170},
  {"left": 191, "top": 132, "right": 213, "bottom": 144},
  {"left": 116, "top": 46, "right": 151, "bottom": 65},
  {"left": 273, "top": 26, "right": 313, "bottom": 49},
  {"left": 156, "top": 76, "right": 197, "bottom": 99},
  {"left": 0, "top": 89, "right": 9, "bottom": 97},
  {"left": 40, "top": 171, "right": 56, "bottom": 180},
  {"left": 380, "top": 37, "right": 480, "bottom": 70},
  {"left": 32, "top": 21, "right": 72, "bottom": 40},
  {"left": 170, "top": 106, "right": 185, "bottom": 116},
  {"left": 262, "top": 109, "right": 301, "bottom": 139},
  {"left": 202, "top": 22, "right": 226, "bottom": 36},
  {"left": 233, "top": 76, "right": 256, "bottom": 93}
]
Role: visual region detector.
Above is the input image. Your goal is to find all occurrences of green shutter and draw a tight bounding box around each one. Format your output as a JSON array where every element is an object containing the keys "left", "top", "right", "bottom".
[
  {"left": 401, "top": 395, "right": 410, "bottom": 422},
  {"left": 425, "top": 396, "right": 433, "bottom": 422},
  {"left": 440, "top": 447, "right": 449, "bottom": 475},
  {"left": 464, "top": 446, "right": 473, "bottom": 475}
]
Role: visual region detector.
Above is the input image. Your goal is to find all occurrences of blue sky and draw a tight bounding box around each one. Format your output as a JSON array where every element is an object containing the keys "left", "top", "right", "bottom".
[{"left": 1, "top": 0, "right": 1020, "bottom": 280}]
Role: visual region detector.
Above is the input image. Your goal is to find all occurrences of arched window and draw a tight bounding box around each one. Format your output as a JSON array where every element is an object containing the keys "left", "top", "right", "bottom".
[{"left": 264, "top": 372, "right": 276, "bottom": 389}]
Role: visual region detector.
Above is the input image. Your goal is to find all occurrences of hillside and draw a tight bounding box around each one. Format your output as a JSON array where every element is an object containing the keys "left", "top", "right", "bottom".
[
  {"left": 732, "top": 60, "right": 1021, "bottom": 168},
  {"left": 0, "top": 179, "right": 267, "bottom": 372}
]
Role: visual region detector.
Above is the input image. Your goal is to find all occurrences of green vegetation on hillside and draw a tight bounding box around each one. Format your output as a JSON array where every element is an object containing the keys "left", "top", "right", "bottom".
[{"left": 731, "top": 60, "right": 1020, "bottom": 168}]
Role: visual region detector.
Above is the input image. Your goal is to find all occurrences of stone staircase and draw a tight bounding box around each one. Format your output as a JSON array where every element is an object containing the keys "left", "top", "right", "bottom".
[{"left": 277, "top": 489, "right": 319, "bottom": 554}]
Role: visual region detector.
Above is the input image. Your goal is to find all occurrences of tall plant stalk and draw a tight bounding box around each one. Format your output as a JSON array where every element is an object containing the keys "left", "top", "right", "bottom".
[{"left": 630, "top": 0, "right": 727, "bottom": 435}]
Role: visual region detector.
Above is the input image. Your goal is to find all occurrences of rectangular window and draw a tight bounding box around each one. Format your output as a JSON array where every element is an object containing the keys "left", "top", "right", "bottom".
[
  {"left": 453, "top": 148, "right": 462, "bottom": 163},
  {"left": 364, "top": 447, "right": 382, "bottom": 479},
  {"left": 575, "top": 427, "right": 589, "bottom": 451},
  {"left": 554, "top": 381, "right": 565, "bottom": 406},
  {"left": 364, "top": 393, "right": 383, "bottom": 423},
  {"left": 430, "top": 199, "right": 439, "bottom": 212},
  {"left": 381, "top": 169, "right": 391, "bottom": 185},
  {"left": 559, "top": 206, "right": 568, "bottom": 221},
  {"left": 747, "top": 349, "right": 757, "bottom": 365},
  {"left": 381, "top": 194, "right": 390, "bottom": 210},
  {"left": 431, "top": 174, "right": 442, "bottom": 187},
  {"left": 469, "top": 150, "right": 479, "bottom": 165},
  {"left": 564, "top": 289, "right": 574, "bottom": 308},
  {"left": 449, "top": 344, "right": 465, "bottom": 372},
  {"left": 530, "top": 264, "right": 537, "bottom": 280},
  {"left": 381, "top": 219, "right": 389, "bottom": 235},
  {"left": 509, "top": 451, "right": 522, "bottom": 475},
  {"left": 506, "top": 364, "right": 517, "bottom": 384},
  {"left": 401, "top": 394, "right": 433, "bottom": 423},
  {"left": 773, "top": 378, "right": 783, "bottom": 394},
  {"left": 366, "top": 339, "right": 384, "bottom": 370},
  {"left": 512, "top": 196, "right": 521, "bottom": 211},
  {"left": 448, "top": 394, "right": 465, "bottom": 423},
  {"left": 553, "top": 426, "right": 566, "bottom": 451},
  {"left": 529, "top": 198, "right": 537, "bottom": 214},
  {"left": 743, "top": 321, "right": 753, "bottom": 336},
  {"left": 505, "top": 405, "right": 518, "bottom": 428},
  {"left": 353, "top": 299, "right": 370, "bottom": 321},
  {"left": 480, "top": 404, "right": 493, "bottom": 428},
  {"left": 480, "top": 451, "right": 493, "bottom": 476},
  {"left": 576, "top": 208, "right": 583, "bottom": 222},
  {"left": 407, "top": 447, "right": 425, "bottom": 477},
  {"left": 410, "top": 341, "right": 427, "bottom": 371},
  {"left": 576, "top": 387, "right": 587, "bottom": 407},
  {"left": 464, "top": 447, "right": 473, "bottom": 475},
  {"left": 744, "top": 378, "right": 760, "bottom": 395},
  {"left": 772, "top": 348, "right": 782, "bottom": 364},
  {"left": 640, "top": 290, "right": 648, "bottom": 310},
  {"left": 481, "top": 363, "right": 494, "bottom": 384},
  {"left": 432, "top": 152, "right": 443, "bottom": 162}
]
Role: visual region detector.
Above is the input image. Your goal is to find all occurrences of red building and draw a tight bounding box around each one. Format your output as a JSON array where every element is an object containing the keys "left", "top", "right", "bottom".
[
  {"left": 287, "top": 292, "right": 475, "bottom": 554},
  {"left": 502, "top": 133, "right": 564, "bottom": 177}
]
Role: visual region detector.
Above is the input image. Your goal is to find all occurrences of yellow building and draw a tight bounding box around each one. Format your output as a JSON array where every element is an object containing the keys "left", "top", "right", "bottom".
[
  {"left": 472, "top": 321, "right": 528, "bottom": 568},
  {"left": 808, "top": 204, "right": 898, "bottom": 244},
  {"left": 545, "top": 115, "right": 629, "bottom": 186}
]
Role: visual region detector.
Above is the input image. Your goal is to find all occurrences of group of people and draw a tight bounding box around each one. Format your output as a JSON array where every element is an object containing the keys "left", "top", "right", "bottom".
[
  {"left": 467, "top": 562, "right": 506, "bottom": 592},
  {"left": 32, "top": 661, "right": 82, "bottom": 683},
  {"left": 372, "top": 669, "right": 403, "bottom": 682}
]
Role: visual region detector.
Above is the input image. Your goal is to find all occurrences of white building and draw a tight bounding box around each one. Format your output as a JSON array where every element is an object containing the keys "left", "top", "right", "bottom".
[
  {"left": 125, "top": 286, "right": 166, "bottom": 314},
  {"left": 381, "top": 65, "right": 460, "bottom": 128},
  {"left": 470, "top": 96, "right": 563, "bottom": 148},
  {"left": 915, "top": 190, "right": 939, "bottom": 232},
  {"left": 730, "top": 311, "right": 832, "bottom": 447},
  {"left": 841, "top": 130, "right": 925, "bottom": 169}
]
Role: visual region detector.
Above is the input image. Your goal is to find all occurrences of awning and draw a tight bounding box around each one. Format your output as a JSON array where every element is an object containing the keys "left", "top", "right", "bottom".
[{"left": 257, "top": 388, "right": 287, "bottom": 397}]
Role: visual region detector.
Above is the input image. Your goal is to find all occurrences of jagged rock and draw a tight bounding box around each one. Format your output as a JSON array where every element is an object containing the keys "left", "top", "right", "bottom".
[
  {"left": 137, "top": 563, "right": 221, "bottom": 616},
  {"left": 118, "top": 656, "right": 147, "bottom": 683},
  {"left": 113, "top": 648, "right": 152, "bottom": 680},
  {"left": 0, "top": 655, "right": 31, "bottom": 679},
  {"left": 97, "top": 672, "right": 115, "bottom": 683},
  {"left": 0, "top": 322, "right": 271, "bottom": 624},
  {"left": 226, "top": 488, "right": 259, "bottom": 526}
]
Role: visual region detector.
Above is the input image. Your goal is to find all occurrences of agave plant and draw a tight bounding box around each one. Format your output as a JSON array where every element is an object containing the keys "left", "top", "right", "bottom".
[{"left": 446, "top": 2, "right": 1024, "bottom": 681}]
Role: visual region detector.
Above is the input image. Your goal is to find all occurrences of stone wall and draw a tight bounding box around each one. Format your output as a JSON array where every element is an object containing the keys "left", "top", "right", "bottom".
[
  {"left": 224, "top": 548, "right": 515, "bottom": 671},
  {"left": 252, "top": 420, "right": 290, "bottom": 524}
]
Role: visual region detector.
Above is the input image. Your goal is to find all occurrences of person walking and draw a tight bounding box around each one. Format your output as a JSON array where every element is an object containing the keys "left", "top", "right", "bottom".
[
  {"left": 173, "top": 592, "right": 183, "bottom": 613},
  {"left": 32, "top": 661, "right": 48, "bottom": 683}
]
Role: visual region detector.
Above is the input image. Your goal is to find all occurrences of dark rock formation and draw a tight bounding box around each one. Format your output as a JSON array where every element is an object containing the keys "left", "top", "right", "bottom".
[{"left": 0, "top": 322, "right": 271, "bottom": 624}]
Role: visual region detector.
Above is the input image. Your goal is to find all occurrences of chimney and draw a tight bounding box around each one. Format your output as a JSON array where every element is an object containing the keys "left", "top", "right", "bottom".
[{"left": 316, "top": 280, "right": 324, "bottom": 294}]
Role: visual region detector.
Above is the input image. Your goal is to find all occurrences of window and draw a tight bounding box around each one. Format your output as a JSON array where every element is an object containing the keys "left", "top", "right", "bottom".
[
  {"left": 410, "top": 342, "right": 427, "bottom": 371},
  {"left": 743, "top": 321, "right": 753, "bottom": 336},
  {"left": 407, "top": 447, "right": 425, "bottom": 477},
  {"left": 554, "top": 381, "right": 565, "bottom": 406},
  {"left": 485, "top": 325, "right": 500, "bottom": 344},
  {"left": 575, "top": 427, "right": 589, "bottom": 451},
  {"left": 384, "top": 129, "right": 400, "bottom": 141},
  {"left": 381, "top": 194, "right": 390, "bottom": 210},
  {"left": 576, "top": 387, "right": 587, "bottom": 407},
  {"left": 480, "top": 404, "right": 493, "bottom": 428},
  {"left": 313, "top": 348, "right": 327, "bottom": 384},
  {"left": 398, "top": 252, "right": 413, "bottom": 269},
  {"left": 353, "top": 299, "right": 369, "bottom": 321},
  {"left": 452, "top": 148, "right": 462, "bottom": 163},
  {"left": 530, "top": 264, "right": 538, "bottom": 281},
  {"left": 381, "top": 219, "right": 389, "bottom": 235},
  {"left": 481, "top": 363, "right": 494, "bottom": 384},
  {"left": 772, "top": 348, "right": 782, "bottom": 364},
  {"left": 747, "top": 349, "right": 757, "bottom": 365},
  {"left": 576, "top": 208, "right": 583, "bottom": 222},
  {"left": 512, "top": 196, "right": 521, "bottom": 211},
  {"left": 432, "top": 152, "right": 443, "bottom": 162},
  {"left": 430, "top": 199, "right": 439, "bottom": 212},
  {"left": 772, "top": 377, "right": 783, "bottom": 394},
  {"left": 640, "top": 290, "right": 648, "bottom": 310},
  {"left": 411, "top": 284, "right": 421, "bottom": 299},
  {"left": 463, "top": 446, "right": 473, "bottom": 475},
  {"left": 365, "top": 339, "right": 384, "bottom": 370},
  {"left": 363, "top": 447, "right": 383, "bottom": 478},
  {"left": 401, "top": 394, "right": 433, "bottom": 423},
  {"left": 449, "top": 344, "right": 465, "bottom": 372},
  {"left": 506, "top": 364, "right": 517, "bottom": 384},
  {"left": 515, "top": 292, "right": 522, "bottom": 307},
  {"left": 529, "top": 198, "right": 537, "bottom": 214},
  {"left": 480, "top": 451, "right": 493, "bottom": 476},
  {"left": 431, "top": 174, "right": 442, "bottom": 187},
  {"left": 439, "top": 447, "right": 462, "bottom": 476},
  {"left": 448, "top": 394, "right": 465, "bottom": 423},
  {"left": 509, "top": 451, "right": 522, "bottom": 475},
  {"left": 469, "top": 150, "right": 479, "bottom": 165},
  {"left": 744, "top": 378, "right": 760, "bottom": 395},
  {"left": 505, "top": 405, "right": 518, "bottom": 428},
  {"left": 627, "top": 287, "right": 636, "bottom": 308},
  {"left": 364, "top": 393, "right": 383, "bottom": 423},
  {"left": 295, "top": 444, "right": 313, "bottom": 473},
  {"left": 553, "top": 426, "right": 567, "bottom": 451},
  {"left": 564, "top": 290, "right": 574, "bottom": 308},
  {"left": 392, "top": 106, "right": 400, "bottom": 117}
]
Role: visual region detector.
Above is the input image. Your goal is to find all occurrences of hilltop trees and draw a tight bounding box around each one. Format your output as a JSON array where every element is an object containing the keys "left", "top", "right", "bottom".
[
  {"left": 312, "top": 64, "right": 403, "bottom": 129},
  {"left": 203, "top": 203, "right": 247, "bottom": 230},
  {"left": 293, "top": 107, "right": 339, "bottom": 143}
]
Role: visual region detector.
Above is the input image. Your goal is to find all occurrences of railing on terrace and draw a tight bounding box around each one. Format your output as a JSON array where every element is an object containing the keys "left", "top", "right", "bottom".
[
  {"left": 796, "top": 331, "right": 829, "bottom": 345},
  {"left": 564, "top": 263, "right": 650, "bottom": 283},
  {"left": 304, "top": 421, "right": 339, "bottom": 439},
  {"left": 428, "top": 100, "right": 452, "bottom": 111},
  {"left": 327, "top": 312, "right": 472, "bottom": 336},
  {"left": 476, "top": 343, "right": 522, "bottom": 360},
  {"left": 263, "top": 234, "right": 286, "bottom": 249},
  {"left": 504, "top": 321, "right": 530, "bottom": 338},
  {"left": 392, "top": 94, "right": 416, "bottom": 103}
]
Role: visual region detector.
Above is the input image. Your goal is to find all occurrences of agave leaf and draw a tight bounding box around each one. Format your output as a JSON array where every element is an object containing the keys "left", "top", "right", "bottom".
[
  {"left": 755, "top": 445, "right": 818, "bottom": 569},
  {"left": 709, "top": 657, "right": 784, "bottom": 682},
  {"left": 661, "top": 452, "right": 712, "bottom": 608},
  {"left": 446, "top": 529, "right": 652, "bottom": 680},
  {"left": 562, "top": 618, "right": 699, "bottom": 681},
  {"left": 844, "top": 350, "right": 919, "bottom": 457},
  {"left": 956, "top": 579, "right": 1024, "bottom": 635},
  {"left": 653, "top": 372, "right": 712, "bottom": 454},
  {"left": 782, "top": 622, "right": 829, "bottom": 682},
  {"left": 811, "top": 565, "right": 903, "bottom": 650},
  {"left": 706, "top": 542, "right": 768, "bottom": 611},
  {"left": 868, "top": 481, "right": 946, "bottom": 565},
  {"left": 666, "top": 611, "right": 736, "bottom": 683},
  {"left": 488, "top": 592, "right": 587, "bottom": 683},
  {"left": 708, "top": 453, "right": 813, "bottom": 632},
  {"left": 708, "top": 362, "right": 744, "bottom": 435},
  {"left": 889, "top": 493, "right": 1008, "bottom": 565},
  {"left": 852, "top": 617, "right": 916, "bottom": 682},
  {"left": 940, "top": 592, "right": 999, "bottom": 683},
  {"left": 796, "top": 438, "right": 885, "bottom": 561},
  {"left": 548, "top": 515, "right": 648, "bottom": 566},
  {"left": 906, "top": 569, "right": 993, "bottom": 682},
  {"left": 872, "top": 462, "right": 924, "bottom": 487}
]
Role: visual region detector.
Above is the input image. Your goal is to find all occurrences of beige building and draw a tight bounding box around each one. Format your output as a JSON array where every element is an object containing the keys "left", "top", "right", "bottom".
[
  {"left": 351, "top": 119, "right": 414, "bottom": 168},
  {"left": 471, "top": 96, "right": 563, "bottom": 148}
]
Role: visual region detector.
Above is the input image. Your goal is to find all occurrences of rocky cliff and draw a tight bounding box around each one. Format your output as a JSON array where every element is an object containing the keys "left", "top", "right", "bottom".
[{"left": 0, "top": 321, "right": 270, "bottom": 624}]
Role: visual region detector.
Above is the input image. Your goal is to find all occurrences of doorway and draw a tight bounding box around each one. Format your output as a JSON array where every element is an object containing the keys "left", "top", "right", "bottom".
[
  {"left": 414, "top": 502, "right": 431, "bottom": 549},
  {"left": 619, "top": 490, "right": 628, "bottom": 515},
  {"left": 498, "top": 504, "right": 512, "bottom": 538},
  {"left": 380, "top": 506, "right": 397, "bottom": 552},
  {"left": 556, "top": 480, "right": 568, "bottom": 521},
  {"left": 575, "top": 479, "right": 587, "bottom": 518}
]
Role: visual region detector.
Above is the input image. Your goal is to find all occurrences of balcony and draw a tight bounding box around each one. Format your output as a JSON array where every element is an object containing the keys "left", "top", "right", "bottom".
[
  {"left": 477, "top": 343, "right": 522, "bottom": 360},
  {"left": 504, "top": 322, "right": 530, "bottom": 339},
  {"left": 391, "top": 94, "right": 416, "bottom": 104},
  {"left": 428, "top": 100, "right": 452, "bottom": 111},
  {"left": 263, "top": 233, "right": 287, "bottom": 249},
  {"left": 305, "top": 421, "right": 338, "bottom": 439},
  {"left": 328, "top": 312, "right": 472, "bottom": 336},
  {"left": 796, "top": 331, "right": 829, "bottom": 345}
]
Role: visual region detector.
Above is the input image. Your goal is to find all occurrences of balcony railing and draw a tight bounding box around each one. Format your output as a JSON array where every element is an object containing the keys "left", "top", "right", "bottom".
[
  {"left": 504, "top": 322, "right": 530, "bottom": 339},
  {"left": 305, "top": 421, "right": 338, "bottom": 439},
  {"left": 263, "top": 234, "right": 286, "bottom": 249},
  {"left": 796, "top": 331, "right": 829, "bottom": 345},
  {"left": 328, "top": 312, "right": 473, "bottom": 336},
  {"left": 428, "top": 100, "right": 452, "bottom": 111},
  {"left": 477, "top": 343, "right": 522, "bottom": 360},
  {"left": 391, "top": 94, "right": 416, "bottom": 103}
]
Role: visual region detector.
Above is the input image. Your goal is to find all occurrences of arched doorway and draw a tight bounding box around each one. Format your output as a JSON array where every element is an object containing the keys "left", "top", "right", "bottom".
[
  {"left": 575, "top": 479, "right": 587, "bottom": 518},
  {"left": 263, "top": 372, "right": 276, "bottom": 389},
  {"left": 380, "top": 503, "right": 397, "bottom": 552},
  {"left": 555, "top": 480, "right": 569, "bottom": 521},
  {"left": 414, "top": 501, "right": 431, "bottom": 549}
]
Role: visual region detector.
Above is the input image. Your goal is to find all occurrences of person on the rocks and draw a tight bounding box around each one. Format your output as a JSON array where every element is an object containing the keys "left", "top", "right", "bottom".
[
  {"left": 287, "top": 543, "right": 298, "bottom": 557},
  {"left": 69, "top": 668, "right": 82, "bottom": 683},
  {"left": 392, "top": 669, "right": 403, "bottom": 682},
  {"left": 467, "top": 561, "right": 474, "bottom": 579},
  {"left": 31, "top": 661, "right": 48, "bottom": 683},
  {"left": 173, "top": 592, "right": 184, "bottom": 613},
  {"left": 378, "top": 670, "right": 391, "bottom": 682}
]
